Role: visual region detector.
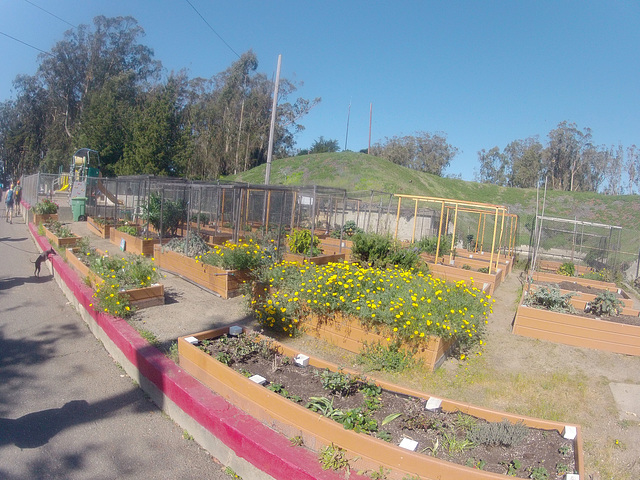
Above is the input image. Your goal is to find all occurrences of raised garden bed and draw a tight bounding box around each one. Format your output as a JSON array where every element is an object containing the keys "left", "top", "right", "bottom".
[
  {"left": 65, "top": 247, "right": 164, "bottom": 309},
  {"left": 530, "top": 271, "right": 618, "bottom": 293},
  {"left": 427, "top": 262, "right": 502, "bottom": 295},
  {"left": 32, "top": 212, "right": 58, "bottom": 225},
  {"left": 86, "top": 216, "right": 120, "bottom": 239},
  {"left": 44, "top": 225, "right": 81, "bottom": 248},
  {"left": 179, "top": 327, "right": 584, "bottom": 480},
  {"left": 109, "top": 228, "right": 159, "bottom": 256},
  {"left": 318, "top": 238, "right": 354, "bottom": 262},
  {"left": 282, "top": 251, "right": 346, "bottom": 265},
  {"left": 152, "top": 244, "right": 250, "bottom": 299},
  {"left": 537, "top": 260, "right": 592, "bottom": 275},
  {"left": 513, "top": 298, "right": 640, "bottom": 356},
  {"left": 528, "top": 282, "right": 635, "bottom": 313},
  {"left": 304, "top": 312, "right": 454, "bottom": 372},
  {"left": 455, "top": 251, "right": 514, "bottom": 277}
]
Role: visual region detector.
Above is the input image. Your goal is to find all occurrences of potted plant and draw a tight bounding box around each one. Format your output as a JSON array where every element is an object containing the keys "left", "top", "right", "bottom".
[{"left": 32, "top": 199, "right": 59, "bottom": 224}]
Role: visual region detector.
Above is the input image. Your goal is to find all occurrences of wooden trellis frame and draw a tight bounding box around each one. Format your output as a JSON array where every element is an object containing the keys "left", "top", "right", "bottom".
[{"left": 393, "top": 194, "right": 517, "bottom": 275}]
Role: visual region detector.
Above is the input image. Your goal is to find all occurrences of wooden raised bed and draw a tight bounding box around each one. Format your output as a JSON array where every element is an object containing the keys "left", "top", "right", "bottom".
[
  {"left": 109, "top": 228, "right": 159, "bottom": 256},
  {"left": 32, "top": 212, "right": 58, "bottom": 225},
  {"left": 282, "top": 252, "right": 346, "bottom": 265},
  {"left": 537, "top": 260, "right": 592, "bottom": 275},
  {"left": 304, "top": 312, "right": 454, "bottom": 371},
  {"left": 513, "top": 299, "right": 640, "bottom": 356},
  {"left": 178, "top": 326, "right": 585, "bottom": 480},
  {"left": 44, "top": 225, "right": 81, "bottom": 248},
  {"left": 428, "top": 262, "right": 502, "bottom": 295},
  {"left": 527, "top": 283, "right": 635, "bottom": 312},
  {"left": 531, "top": 271, "right": 619, "bottom": 293},
  {"left": 152, "top": 244, "right": 250, "bottom": 299},
  {"left": 65, "top": 247, "right": 164, "bottom": 309},
  {"left": 318, "top": 237, "right": 354, "bottom": 261},
  {"left": 86, "top": 216, "right": 120, "bottom": 239}
]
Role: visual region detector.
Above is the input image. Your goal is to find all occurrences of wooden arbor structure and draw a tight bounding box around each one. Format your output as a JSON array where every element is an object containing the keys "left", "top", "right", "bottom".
[{"left": 393, "top": 194, "right": 518, "bottom": 275}]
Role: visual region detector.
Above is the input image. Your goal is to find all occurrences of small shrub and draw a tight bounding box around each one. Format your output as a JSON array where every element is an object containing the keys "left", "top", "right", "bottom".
[
  {"left": 467, "top": 419, "right": 529, "bottom": 447},
  {"left": 318, "top": 369, "right": 358, "bottom": 396},
  {"left": 33, "top": 199, "right": 59, "bottom": 214},
  {"left": 556, "top": 262, "right": 575, "bottom": 277},
  {"left": 416, "top": 235, "right": 452, "bottom": 256},
  {"left": 288, "top": 229, "right": 322, "bottom": 256},
  {"left": 477, "top": 267, "right": 489, "bottom": 274},
  {"left": 164, "top": 234, "right": 209, "bottom": 256},
  {"left": 319, "top": 443, "right": 351, "bottom": 472},
  {"left": 330, "top": 220, "right": 363, "bottom": 238},
  {"left": 45, "top": 221, "right": 74, "bottom": 238}
]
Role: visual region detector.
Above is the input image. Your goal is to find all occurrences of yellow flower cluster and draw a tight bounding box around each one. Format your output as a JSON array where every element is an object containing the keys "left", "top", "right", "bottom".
[
  {"left": 253, "top": 261, "right": 493, "bottom": 350},
  {"left": 198, "top": 239, "right": 271, "bottom": 271}
]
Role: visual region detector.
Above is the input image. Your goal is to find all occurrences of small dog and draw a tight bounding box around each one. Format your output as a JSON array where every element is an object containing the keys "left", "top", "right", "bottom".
[{"left": 32, "top": 248, "right": 56, "bottom": 277}]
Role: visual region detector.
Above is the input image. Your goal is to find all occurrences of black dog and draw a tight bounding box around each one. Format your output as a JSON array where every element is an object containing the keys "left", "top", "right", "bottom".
[{"left": 32, "top": 248, "right": 56, "bottom": 277}]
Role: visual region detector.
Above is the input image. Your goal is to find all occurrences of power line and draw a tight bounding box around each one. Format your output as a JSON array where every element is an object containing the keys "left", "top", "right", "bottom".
[
  {"left": 22, "top": 0, "right": 77, "bottom": 29},
  {"left": 184, "top": 0, "right": 240, "bottom": 58},
  {"left": 0, "top": 30, "right": 51, "bottom": 56}
]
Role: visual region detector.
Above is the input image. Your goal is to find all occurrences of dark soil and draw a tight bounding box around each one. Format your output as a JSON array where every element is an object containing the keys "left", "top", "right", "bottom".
[
  {"left": 198, "top": 333, "right": 576, "bottom": 479},
  {"left": 552, "top": 280, "right": 626, "bottom": 299}
]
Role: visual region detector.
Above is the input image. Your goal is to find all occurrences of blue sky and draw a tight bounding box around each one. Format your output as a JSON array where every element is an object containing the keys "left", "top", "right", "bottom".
[{"left": 1, "top": 1, "right": 639, "bottom": 180}]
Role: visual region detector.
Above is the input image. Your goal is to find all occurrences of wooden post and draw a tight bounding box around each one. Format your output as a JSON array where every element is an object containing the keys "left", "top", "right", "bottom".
[
  {"left": 411, "top": 199, "right": 418, "bottom": 243},
  {"left": 449, "top": 203, "right": 458, "bottom": 266},
  {"left": 435, "top": 201, "right": 445, "bottom": 261},
  {"left": 488, "top": 208, "right": 499, "bottom": 275},
  {"left": 394, "top": 196, "right": 403, "bottom": 240}
]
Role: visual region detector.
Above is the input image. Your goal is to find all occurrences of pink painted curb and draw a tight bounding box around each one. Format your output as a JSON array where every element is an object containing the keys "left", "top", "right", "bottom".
[{"left": 29, "top": 222, "right": 347, "bottom": 480}]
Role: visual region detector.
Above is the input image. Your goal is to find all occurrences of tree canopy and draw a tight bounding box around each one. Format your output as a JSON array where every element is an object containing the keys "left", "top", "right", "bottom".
[{"left": 0, "top": 16, "right": 320, "bottom": 182}]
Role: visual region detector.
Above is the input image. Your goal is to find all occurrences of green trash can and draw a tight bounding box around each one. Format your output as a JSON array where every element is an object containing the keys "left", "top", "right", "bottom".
[{"left": 71, "top": 196, "right": 87, "bottom": 221}]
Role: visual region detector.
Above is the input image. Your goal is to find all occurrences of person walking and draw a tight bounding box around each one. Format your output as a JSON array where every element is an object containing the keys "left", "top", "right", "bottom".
[
  {"left": 14, "top": 179, "right": 22, "bottom": 216},
  {"left": 5, "top": 183, "right": 14, "bottom": 223}
]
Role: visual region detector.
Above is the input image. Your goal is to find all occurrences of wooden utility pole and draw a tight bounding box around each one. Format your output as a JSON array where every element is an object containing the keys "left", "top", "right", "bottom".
[
  {"left": 265, "top": 54, "right": 282, "bottom": 185},
  {"left": 367, "top": 103, "right": 373, "bottom": 154}
]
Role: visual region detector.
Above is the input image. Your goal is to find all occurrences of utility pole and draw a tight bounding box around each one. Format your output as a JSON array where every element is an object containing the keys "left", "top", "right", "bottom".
[
  {"left": 265, "top": 54, "right": 282, "bottom": 185},
  {"left": 344, "top": 99, "right": 351, "bottom": 151},
  {"left": 367, "top": 103, "right": 373, "bottom": 154}
]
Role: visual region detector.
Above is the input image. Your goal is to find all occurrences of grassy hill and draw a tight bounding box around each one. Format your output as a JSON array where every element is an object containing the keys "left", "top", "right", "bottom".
[{"left": 227, "top": 152, "right": 640, "bottom": 258}]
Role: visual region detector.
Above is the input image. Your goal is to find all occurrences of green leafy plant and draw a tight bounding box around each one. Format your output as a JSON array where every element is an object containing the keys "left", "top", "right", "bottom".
[
  {"left": 556, "top": 462, "right": 570, "bottom": 476},
  {"left": 289, "top": 435, "right": 304, "bottom": 447},
  {"left": 340, "top": 407, "right": 378, "bottom": 433},
  {"left": 356, "top": 341, "right": 415, "bottom": 373},
  {"left": 442, "top": 431, "right": 474, "bottom": 454},
  {"left": 319, "top": 443, "right": 351, "bottom": 472},
  {"left": 116, "top": 224, "right": 139, "bottom": 236},
  {"left": 502, "top": 458, "right": 521, "bottom": 476},
  {"left": 306, "top": 397, "right": 344, "bottom": 420},
  {"left": 143, "top": 192, "right": 187, "bottom": 237},
  {"left": 33, "top": 199, "right": 59, "bottom": 214},
  {"left": 318, "top": 369, "right": 358, "bottom": 396},
  {"left": 330, "top": 220, "right": 363, "bottom": 238},
  {"left": 45, "top": 220, "right": 75, "bottom": 238},
  {"left": 416, "top": 235, "right": 452, "bottom": 256},
  {"left": 267, "top": 383, "right": 302, "bottom": 402},
  {"left": 557, "top": 262, "right": 575, "bottom": 276},
  {"left": 558, "top": 445, "right": 571, "bottom": 456},
  {"left": 525, "top": 285, "right": 576, "bottom": 313},
  {"left": 477, "top": 266, "right": 489, "bottom": 274},
  {"left": 588, "top": 290, "right": 624, "bottom": 316},
  {"left": 288, "top": 229, "right": 322, "bottom": 256},
  {"left": 528, "top": 465, "right": 549, "bottom": 480}
]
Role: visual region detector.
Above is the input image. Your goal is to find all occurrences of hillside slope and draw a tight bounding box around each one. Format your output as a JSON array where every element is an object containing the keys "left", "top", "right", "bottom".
[{"left": 227, "top": 152, "right": 640, "bottom": 254}]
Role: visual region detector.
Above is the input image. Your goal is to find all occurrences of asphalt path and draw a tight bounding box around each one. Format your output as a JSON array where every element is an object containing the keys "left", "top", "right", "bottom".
[{"left": 0, "top": 213, "right": 230, "bottom": 479}]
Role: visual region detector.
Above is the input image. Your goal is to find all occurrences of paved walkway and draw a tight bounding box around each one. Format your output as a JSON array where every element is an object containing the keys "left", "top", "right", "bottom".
[{"left": 0, "top": 214, "right": 231, "bottom": 479}]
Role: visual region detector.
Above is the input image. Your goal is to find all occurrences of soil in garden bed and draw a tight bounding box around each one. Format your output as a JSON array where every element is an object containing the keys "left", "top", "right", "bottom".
[
  {"left": 539, "top": 280, "right": 623, "bottom": 298},
  {"left": 198, "top": 333, "right": 576, "bottom": 478}
]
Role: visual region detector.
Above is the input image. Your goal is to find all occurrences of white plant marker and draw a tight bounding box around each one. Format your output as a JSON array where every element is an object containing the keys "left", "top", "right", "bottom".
[
  {"left": 294, "top": 354, "right": 309, "bottom": 367},
  {"left": 249, "top": 375, "right": 267, "bottom": 385},
  {"left": 563, "top": 425, "right": 577, "bottom": 440},
  {"left": 425, "top": 397, "right": 442, "bottom": 411},
  {"left": 398, "top": 438, "right": 418, "bottom": 451},
  {"left": 229, "top": 325, "right": 243, "bottom": 336},
  {"left": 184, "top": 336, "right": 198, "bottom": 344}
]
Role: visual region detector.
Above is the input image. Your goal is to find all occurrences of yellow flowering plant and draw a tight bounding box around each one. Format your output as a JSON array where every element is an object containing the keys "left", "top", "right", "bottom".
[
  {"left": 251, "top": 260, "right": 494, "bottom": 352},
  {"left": 199, "top": 239, "right": 273, "bottom": 271}
]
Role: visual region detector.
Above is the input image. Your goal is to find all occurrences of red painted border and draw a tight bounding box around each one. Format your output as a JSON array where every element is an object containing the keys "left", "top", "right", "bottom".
[{"left": 29, "top": 222, "right": 346, "bottom": 480}]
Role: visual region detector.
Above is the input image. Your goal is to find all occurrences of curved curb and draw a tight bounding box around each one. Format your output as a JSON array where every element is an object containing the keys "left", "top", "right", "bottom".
[{"left": 29, "top": 222, "right": 348, "bottom": 480}]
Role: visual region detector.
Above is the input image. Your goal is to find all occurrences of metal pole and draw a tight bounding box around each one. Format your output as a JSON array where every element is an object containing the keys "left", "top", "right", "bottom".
[{"left": 265, "top": 54, "right": 282, "bottom": 186}]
